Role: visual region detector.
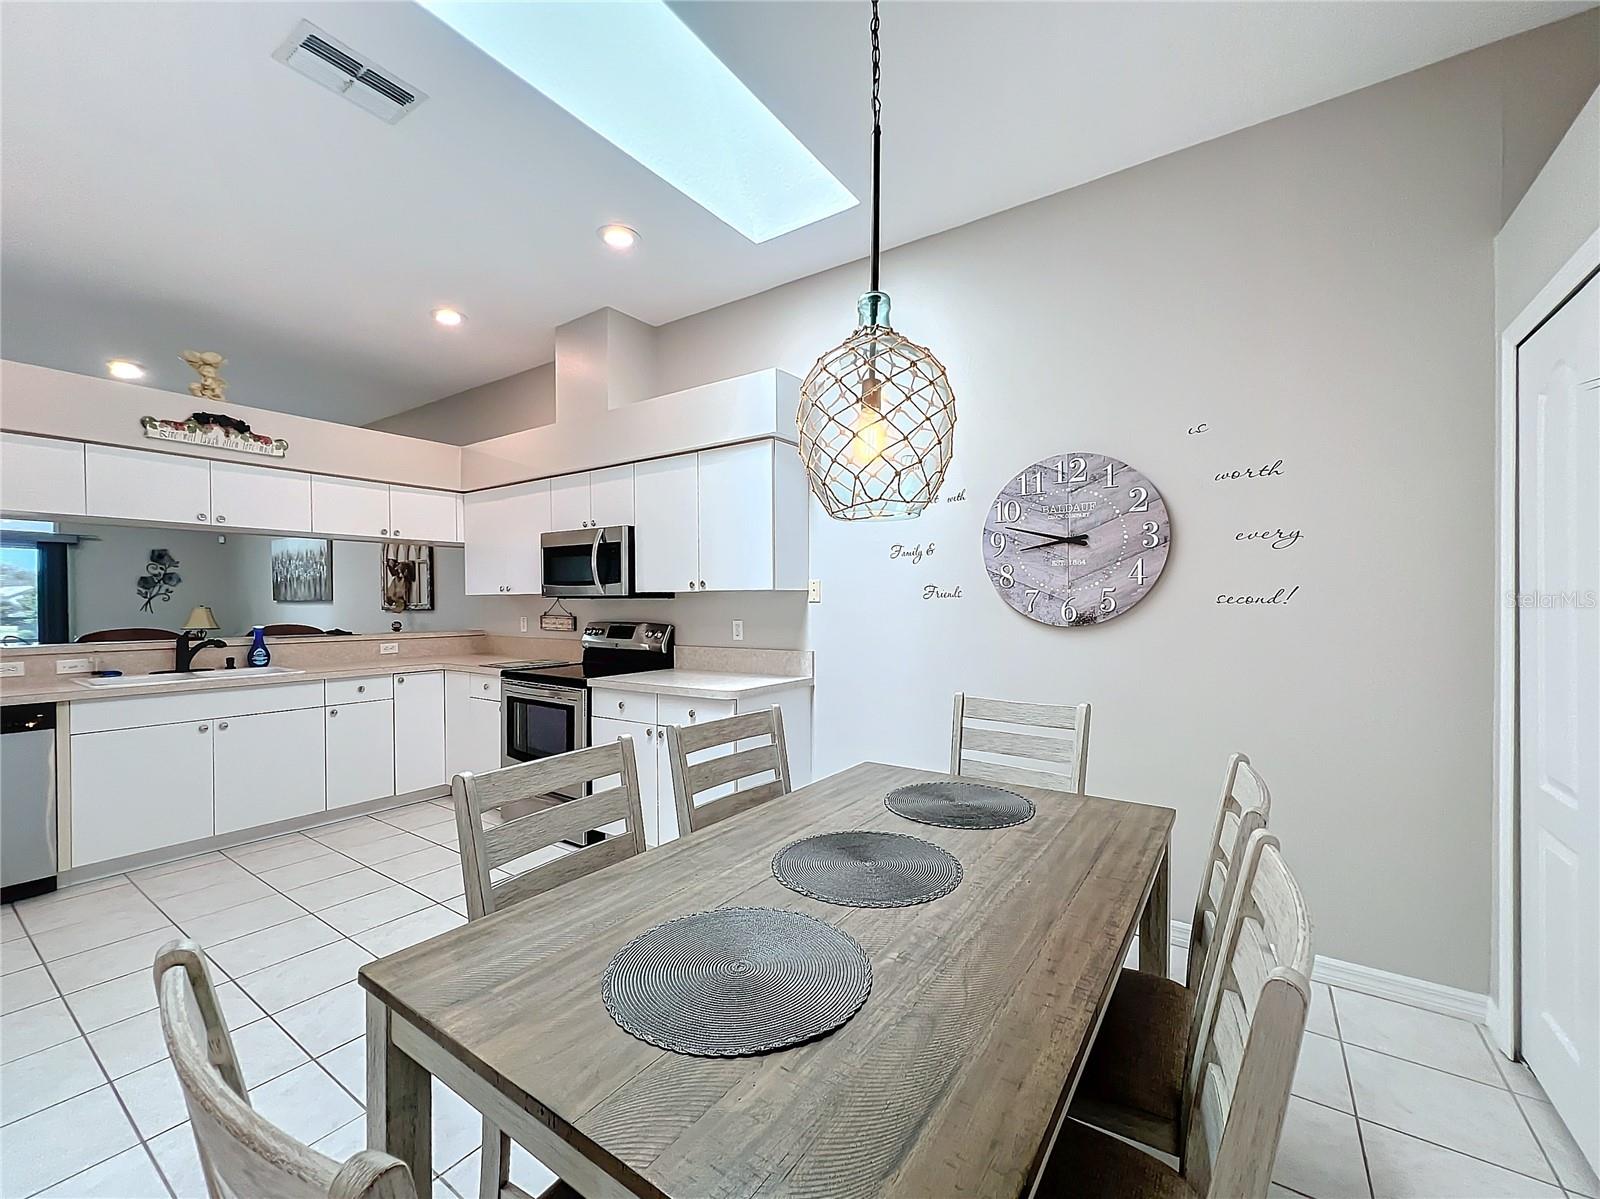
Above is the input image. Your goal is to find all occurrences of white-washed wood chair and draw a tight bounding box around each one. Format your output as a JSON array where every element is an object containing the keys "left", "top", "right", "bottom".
[
  {"left": 949, "top": 692, "right": 1090, "bottom": 793},
  {"left": 666, "top": 706, "right": 792, "bottom": 836},
  {"left": 1069, "top": 753, "right": 1272, "bottom": 1154},
  {"left": 154, "top": 940, "right": 417, "bottom": 1199},
  {"left": 1040, "top": 829, "right": 1313, "bottom": 1198},
  {"left": 453, "top": 741, "right": 645, "bottom": 1198}
]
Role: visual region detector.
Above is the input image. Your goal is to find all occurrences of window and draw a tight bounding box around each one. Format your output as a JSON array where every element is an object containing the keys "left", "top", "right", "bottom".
[{"left": 0, "top": 521, "right": 68, "bottom": 645}]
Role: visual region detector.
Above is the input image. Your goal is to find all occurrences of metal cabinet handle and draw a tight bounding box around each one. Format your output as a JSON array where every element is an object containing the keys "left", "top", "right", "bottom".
[
  {"left": 617, "top": 701, "right": 625, "bottom": 711},
  {"left": 397, "top": 676, "right": 405, "bottom": 684},
  {"left": 482, "top": 682, "right": 491, "bottom": 692},
  {"left": 393, "top": 528, "right": 400, "bottom": 535},
  {"left": 357, "top": 685, "right": 366, "bottom": 694},
  {"left": 196, "top": 513, "right": 208, "bottom": 522},
  {"left": 646, "top": 727, "right": 653, "bottom": 740},
  {"left": 700, "top": 580, "right": 706, "bottom": 589},
  {"left": 218, "top": 721, "right": 229, "bottom": 731},
  {"left": 215, "top": 515, "right": 226, "bottom": 523},
  {"left": 198, "top": 724, "right": 209, "bottom": 733},
  {"left": 689, "top": 581, "right": 696, "bottom": 590},
  {"left": 381, "top": 527, "right": 389, "bottom": 535},
  {"left": 329, "top": 708, "right": 339, "bottom": 717},
  {"left": 688, "top": 709, "right": 696, "bottom": 720}
]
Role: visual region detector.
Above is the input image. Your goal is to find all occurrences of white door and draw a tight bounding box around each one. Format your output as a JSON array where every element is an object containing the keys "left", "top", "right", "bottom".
[
  {"left": 311, "top": 476, "right": 392, "bottom": 539},
  {"left": 590, "top": 716, "right": 658, "bottom": 844},
  {"left": 1519, "top": 271, "right": 1599, "bottom": 1173},
  {"left": 549, "top": 473, "right": 592, "bottom": 529},
  {"left": 213, "top": 707, "right": 326, "bottom": 834},
  {"left": 389, "top": 486, "right": 459, "bottom": 543},
  {"left": 1, "top": 433, "right": 86, "bottom": 517},
  {"left": 209, "top": 461, "right": 312, "bottom": 532},
  {"left": 70, "top": 722, "right": 214, "bottom": 866},
  {"left": 326, "top": 699, "right": 396, "bottom": 808},
  {"left": 463, "top": 480, "right": 549, "bottom": 595},
  {"left": 393, "top": 671, "right": 446, "bottom": 793},
  {"left": 589, "top": 464, "right": 636, "bottom": 527},
  {"left": 698, "top": 442, "right": 774, "bottom": 591},
  {"left": 633, "top": 454, "right": 698, "bottom": 593},
  {"left": 85, "top": 444, "right": 212, "bottom": 527}
]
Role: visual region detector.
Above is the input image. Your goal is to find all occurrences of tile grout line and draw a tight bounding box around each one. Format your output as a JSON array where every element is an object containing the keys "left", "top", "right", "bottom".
[
  {"left": 1328, "top": 987, "right": 1377, "bottom": 1199},
  {"left": 1481, "top": 1024, "right": 1573, "bottom": 1195}
]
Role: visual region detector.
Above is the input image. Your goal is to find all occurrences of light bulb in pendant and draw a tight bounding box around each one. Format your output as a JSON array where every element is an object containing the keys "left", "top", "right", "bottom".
[{"left": 848, "top": 373, "right": 889, "bottom": 466}]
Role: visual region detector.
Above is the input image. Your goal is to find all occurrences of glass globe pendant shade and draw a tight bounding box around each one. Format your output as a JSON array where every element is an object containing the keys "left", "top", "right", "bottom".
[{"left": 798, "top": 291, "right": 956, "bottom": 521}]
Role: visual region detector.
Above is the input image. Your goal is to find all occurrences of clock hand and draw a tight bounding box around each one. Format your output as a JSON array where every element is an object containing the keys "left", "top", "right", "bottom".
[{"left": 1005, "top": 526, "right": 1089, "bottom": 548}]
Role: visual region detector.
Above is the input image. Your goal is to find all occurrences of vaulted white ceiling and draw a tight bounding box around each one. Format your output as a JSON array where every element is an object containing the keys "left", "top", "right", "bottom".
[{"left": 0, "top": 0, "right": 1586, "bottom": 425}]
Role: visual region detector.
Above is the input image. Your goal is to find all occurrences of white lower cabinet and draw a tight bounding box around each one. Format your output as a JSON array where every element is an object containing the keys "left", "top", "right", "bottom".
[
  {"left": 326, "top": 699, "right": 395, "bottom": 808},
  {"left": 214, "top": 707, "right": 326, "bottom": 834},
  {"left": 590, "top": 716, "right": 663, "bottom": 845},
  {"left": 393, "top": 671, "right": 446, "bottom": 794},
  {"left": 444, "top": 672, "right": 502, "bottom": 780},
  {"left": 71, "top": 721, "right": 215, "bottom": 867}
]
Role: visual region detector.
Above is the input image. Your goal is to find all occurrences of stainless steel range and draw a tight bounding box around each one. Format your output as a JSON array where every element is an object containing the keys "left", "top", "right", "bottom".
[{"left": 498, "top": 622, "right": 674, "bottom": 842}]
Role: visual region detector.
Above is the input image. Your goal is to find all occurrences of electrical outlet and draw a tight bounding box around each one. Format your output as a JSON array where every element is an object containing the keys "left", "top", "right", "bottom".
[
  {"left": 808, "top": 579, "right": 822, "bottom": 603},
  {"left": 520, "top": 616, "right": 528, "bottom": 633},
  {"left": 379, "top": 642, "right": 399, "bottom": 655},
  {"left": 0, "top": 661, "right": 24, "bottom": 677},
  {"left": 732, "top": 620, "right": 744, "bottom": 642},
  {"left": 56, "top": 658, "right": 93, "bottom": 675}
]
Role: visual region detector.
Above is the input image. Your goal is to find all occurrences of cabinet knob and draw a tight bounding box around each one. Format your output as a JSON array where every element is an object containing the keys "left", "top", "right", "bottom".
[
  {"left": 482, "top": 682, "right": 491, "bottom": 692},
  {"left": 381, "top": 528, "right": 389, "bottom": 536},
  {"left": 218, "top": 721, "right": 229, "bottom": 731},
  {"left": 700, "top": 580, "right": 706, "bottom": 589},
  {"left": 646, "top": 727, "right": 653, "bottom": 740},
  {"left": 196, "top": 513, "right": 208, "bottom": 522},
  {"left": 397, "top": 676, "right": 405, "bottom": 684},
  {"left": 617, "top": 701, "right": 625, "bottom": 711},
  {"left": 329, "top": 708, "right": 339, "bottom": 717},
  {"left": 197, "top": 724, "right": 208, "bottom": 733},
  {"left": 393, "top": 528, "right": 400, "bottom": 535},
  {"left": 357, "top": 685, "right": 366, "bottom": 694},
  {"left": 688, "top": 581, "right": 696, "bottom": 590},
  {"left": 688, "top": 709, "right": 696, "bottom": 720},
  {"left": 215, "top": 515, "right": 226, "bottom": 524}
]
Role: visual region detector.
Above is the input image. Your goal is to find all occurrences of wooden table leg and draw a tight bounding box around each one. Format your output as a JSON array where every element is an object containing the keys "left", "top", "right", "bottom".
[
  {"left": 1139, "top": 845, "right": 1170, "bottom": 977},
  {"left": 366, "top": 993, "right": 432, "bottom": 1187}
]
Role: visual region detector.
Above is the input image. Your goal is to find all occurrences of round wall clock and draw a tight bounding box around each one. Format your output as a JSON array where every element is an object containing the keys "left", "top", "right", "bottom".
[{"left": 982, "top": 453, "right": 1171, "bottom": 626}]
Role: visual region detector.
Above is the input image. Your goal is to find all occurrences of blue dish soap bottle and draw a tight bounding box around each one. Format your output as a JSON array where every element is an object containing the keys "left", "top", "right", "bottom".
[{"left": 247, "top": 626, "right": 270, "bottom": 668}]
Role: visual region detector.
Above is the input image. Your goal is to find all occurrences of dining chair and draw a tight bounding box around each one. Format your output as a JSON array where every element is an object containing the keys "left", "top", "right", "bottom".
[
  {"left": 1039, "top": 828, "right": 1312, "bottom": 1198},
  {"left": 453, "top": 741, "right": 645, "bottom": 1199},
  {"left": 1068, "top": 753, "right": 1271, "bottom": 1154},
  {"left": 154, "top": 940, "right": 417, "bottom": 1199},
  {"left": 949, "top": 692, "right": 1091, "bottom": 793},
  {"left": 665, "top": 706, "right": 792, "bottom": 836}
]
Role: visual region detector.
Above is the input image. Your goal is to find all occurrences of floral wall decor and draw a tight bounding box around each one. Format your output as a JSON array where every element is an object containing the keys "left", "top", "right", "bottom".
[{"left": 136, "top": 549, "right": 182, "bottom": 613}]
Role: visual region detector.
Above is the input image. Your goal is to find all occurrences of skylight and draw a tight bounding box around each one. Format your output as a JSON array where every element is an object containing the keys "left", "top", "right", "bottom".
[{"left": 421, "top": 0, "right": 858, "bottom": 243}]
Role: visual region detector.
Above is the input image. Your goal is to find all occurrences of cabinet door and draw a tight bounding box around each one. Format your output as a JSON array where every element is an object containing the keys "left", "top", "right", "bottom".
[
  {"left": 393, "top": 671, "right": 446, "bottom": 794},
  {"left": 633, "top": 454, "right": 699, "bottom": 593},
  {"left": 463, "top": 480, "right": 549, "bottom": 595},
  {"left": 466, "top": 697, "right": 503, "bottom": 776},
  {"left": 548, "top": 473, "right": 592, "bottom": 530},
  {"left": 213, "top": 707, "right": 326, "bottom": 834},
  {"left": 389, "top": 486, "right": 459, "bottom": 543},
  {"left": 85, "top": 444, "right": 213, "bottom": 527},
  {"left": 589, "top": 464, "right": 635, "bottom": 527},
  {"left": 325, "top": 700, "right": 395, "bottom": 808},
  {"left": 698, "top": 442, "right": 774, "bottom": 591},
  {"left": 70, "top": 722, "right": 214, "bottom": 867},
  {"left": 590, "top": 716, "right": 658, "bottom": 845},
  {"left": 311, "top": 476, "right": 392, "bottom": 539},
  {"left": 445, "top": 673, "right": 502, "bottom": 779},
  {"left": 1, "top": 433, "right": 86, "bottom": 517},
  {"left": 209, "top": 461, "right": 312, "bottom": 532}
]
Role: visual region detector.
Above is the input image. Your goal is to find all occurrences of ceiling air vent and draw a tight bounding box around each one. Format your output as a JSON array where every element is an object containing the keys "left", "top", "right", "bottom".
[{"left": 272, "top": 20, "right": 427, "bottom": 124}]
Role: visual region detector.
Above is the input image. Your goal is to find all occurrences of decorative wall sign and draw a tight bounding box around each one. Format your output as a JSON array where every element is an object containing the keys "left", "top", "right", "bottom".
[
  {"left": 136, "top": 549, "right": 182, "bottom": 613},
  {"left": 271, "top": 538, "right": 333, "bottom": 603},
  {"left": 983, "top": 453, "right": 1171, "bottom": 626},
  {"left": 381, "top": 542, "right": 434, "bottom": 612},
  {"left": 141, "top": 414, "right": 288, "bottom": 458}
]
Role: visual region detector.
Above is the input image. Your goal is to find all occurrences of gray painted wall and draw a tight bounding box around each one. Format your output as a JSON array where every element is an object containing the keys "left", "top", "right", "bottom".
[{"left": 369, "top": 362, "right": 557, "bottom": 445}]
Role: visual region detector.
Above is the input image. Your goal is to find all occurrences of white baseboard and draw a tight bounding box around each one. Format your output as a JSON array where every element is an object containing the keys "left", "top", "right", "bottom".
[{"left": 1131, "top": 920, "right": 1490, "bottom": 1025}]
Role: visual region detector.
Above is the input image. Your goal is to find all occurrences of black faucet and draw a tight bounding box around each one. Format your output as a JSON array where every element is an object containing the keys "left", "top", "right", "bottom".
[{"left": 172, "top": 630, "right": 227, "bottom": 673}]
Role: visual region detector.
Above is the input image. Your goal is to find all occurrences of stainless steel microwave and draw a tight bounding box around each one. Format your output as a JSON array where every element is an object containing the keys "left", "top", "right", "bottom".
[{"left": 541, "top": 525, "right": 635, "bottom": 597}]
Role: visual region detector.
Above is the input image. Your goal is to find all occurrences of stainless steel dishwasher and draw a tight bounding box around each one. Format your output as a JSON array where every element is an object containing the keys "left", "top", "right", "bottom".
[{"left": 2, "top": 702, "right": 58, "bottom": 903}]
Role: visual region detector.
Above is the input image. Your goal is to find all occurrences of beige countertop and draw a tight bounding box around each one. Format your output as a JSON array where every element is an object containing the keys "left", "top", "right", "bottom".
[
  {"left": 596, "top": 668, "right": 813, "bottom": 700},
  {"left": 0, "top": 655, "right": 512, "bottom": 705}
]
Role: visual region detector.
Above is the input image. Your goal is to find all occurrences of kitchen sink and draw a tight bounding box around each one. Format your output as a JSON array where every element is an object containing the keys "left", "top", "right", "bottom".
[{"left": 74, "top": 666, "right": 305, "bottom": 688}]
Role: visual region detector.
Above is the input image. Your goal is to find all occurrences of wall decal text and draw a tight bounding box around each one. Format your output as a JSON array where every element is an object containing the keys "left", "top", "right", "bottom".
[
  {"left": 1216, "top": 586, "right": 1300, "bottom": 605},
  {"left": 1214, "top": 458, "right": 1284, "bottom": 482},
  {"left": 1234, "top": 528, "right": 1304, "bottom": 550},
  {"left": 890, "top": 543, "right": 936, "bottom": 564},
  {"left": 922, "top": 584, "right": 963, "bottom": 600}
]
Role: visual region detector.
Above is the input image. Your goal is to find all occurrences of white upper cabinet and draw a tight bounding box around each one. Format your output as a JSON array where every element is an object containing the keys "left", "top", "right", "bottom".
[
  {"left": 463, "top": 479, "right": 549, "bottom": 595},
  {"left": 312, "top": 475, "right": 392, "bottom": 538},
  {"left": 209, "top": 461, "right": 312, "bottom": 532},
  {"left": 389, "top": 485, "right": 459, "bottom": 543},
  {"left": 699, "top": 442, "right": 777, "bottom": 592},
  {"left": 1, "top": 433, "right": 85, "bottom": 517},
  {"left": 589, "top": 464, "right": 635, "bottom": 527},
  {"left": 634, "top": 453, "right": 700, "bottom": 592},
  {"left": 549, "top": 472, "right": 592, "bottom": 530},
  {"left": 85, "top": 444, "right": 213, "bottom": 526}
]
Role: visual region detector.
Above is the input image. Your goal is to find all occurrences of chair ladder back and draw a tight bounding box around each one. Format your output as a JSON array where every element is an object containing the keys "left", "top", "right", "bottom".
[
  {"left": 454, "top": 739, "right": 646, "bottom": 920},
  {"left": 1186, "top": 754, "right": 1273, "bottom": 992},
  {"left": 1181, "top": 832, "right": 1312, "bottom": 1199},
  {"left": 949, "top": 692, "right": 1090, "bottom": 793},
  {"left": 667, "top": 707, "right": 792, "bottom": 836},
  {"left": 154, "top": 940, "right": 416, "bottom": 1199}
]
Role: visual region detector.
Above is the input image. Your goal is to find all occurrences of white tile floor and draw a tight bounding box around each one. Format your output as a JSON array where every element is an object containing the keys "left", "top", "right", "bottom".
[{"left": 1, "top": 796, "right": 1594, "bottom": 1198}]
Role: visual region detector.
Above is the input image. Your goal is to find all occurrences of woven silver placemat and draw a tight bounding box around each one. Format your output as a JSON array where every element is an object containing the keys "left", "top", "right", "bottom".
[
  {"left": 602, "top": 907, "right": 872, "bottom": 1057},
  {"left": 885, "top": 780, "right": 1036, "bottom": 829},
  {"left": 772, "top": 830, "right": 962, "bottom": 908}
]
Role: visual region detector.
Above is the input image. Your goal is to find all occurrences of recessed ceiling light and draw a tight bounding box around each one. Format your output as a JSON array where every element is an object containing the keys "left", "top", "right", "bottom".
[
  {"left": 106, "top": 359, "right": 145, "bottom": 380},
  {"left": 432, "top": 307, "right": 466, "bottom": 327},
  {"left": 599, "top": 224, "right": 639, "bottom": 251}
]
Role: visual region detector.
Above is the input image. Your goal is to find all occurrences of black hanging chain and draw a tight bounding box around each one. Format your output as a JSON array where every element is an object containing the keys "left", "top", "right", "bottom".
[{"left": 869, "top": 0, "right": 882, "bottom": 294}]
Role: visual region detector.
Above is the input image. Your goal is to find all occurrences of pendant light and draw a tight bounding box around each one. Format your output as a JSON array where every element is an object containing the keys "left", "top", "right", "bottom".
[{"left": 797, "top": 0, "right": 955, "bottom": 521}]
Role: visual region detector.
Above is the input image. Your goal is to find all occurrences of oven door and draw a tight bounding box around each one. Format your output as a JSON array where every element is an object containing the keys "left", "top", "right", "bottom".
[
  {"left": 501, "top": 682, "right": 589, "bottom": 794},
  {"left": 541, "top": 526, "right": 631, "bottom": 597}
]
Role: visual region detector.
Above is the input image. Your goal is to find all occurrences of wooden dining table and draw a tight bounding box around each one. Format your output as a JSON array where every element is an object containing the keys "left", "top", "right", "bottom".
[{"left": 361, "top": 760, "right": 1173, "bottom": 1199}]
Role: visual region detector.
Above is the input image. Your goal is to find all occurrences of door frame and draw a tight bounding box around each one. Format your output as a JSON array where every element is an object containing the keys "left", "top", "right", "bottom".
[{"left": 1490, "top": 229, "right": 1600, "bottom": 1057}]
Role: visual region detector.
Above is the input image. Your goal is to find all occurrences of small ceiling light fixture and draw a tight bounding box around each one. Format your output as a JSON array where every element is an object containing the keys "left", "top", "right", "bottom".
[
  {"left": 432, "top": 307, "right": 466, "bottom": 327},
  {"left": 106, "top": 359, "right": 146, "bottom": 380},
  {"left": 797, "top": 0, "right": 954, "bottom": 521},
  {"left": 598, "top": 223, "right": 639, "bottom": 251}
]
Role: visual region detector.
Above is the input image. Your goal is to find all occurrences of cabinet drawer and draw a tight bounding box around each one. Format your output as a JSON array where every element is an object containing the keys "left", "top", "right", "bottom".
[
  {"left": 70, "top": 681, "right": 325, "bottom": 734},
  {"left": 658, "top": 696, "right": 735, "bottom": 728},
  {"left": 326, "top": 675, "right": 392, "bottom": 705},
  {"left": 591, "top": 688, "right": 655, "bottom": 723}
]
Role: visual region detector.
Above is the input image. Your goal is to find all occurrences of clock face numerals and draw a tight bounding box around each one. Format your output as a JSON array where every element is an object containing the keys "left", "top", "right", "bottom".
[{"left": 982, "top": 453, "right": 1171, "bottom": 626}]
